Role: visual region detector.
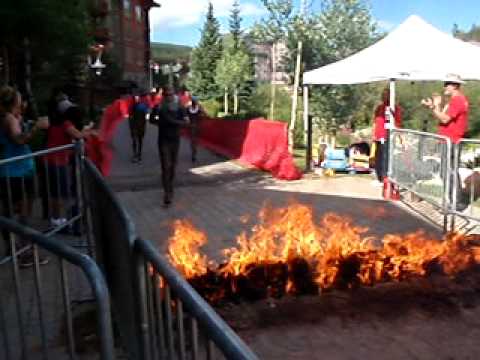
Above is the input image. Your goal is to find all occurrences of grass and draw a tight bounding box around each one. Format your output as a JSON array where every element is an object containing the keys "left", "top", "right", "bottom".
[{"left": 293, "top": 147, "right": 307, "bottom": 171}]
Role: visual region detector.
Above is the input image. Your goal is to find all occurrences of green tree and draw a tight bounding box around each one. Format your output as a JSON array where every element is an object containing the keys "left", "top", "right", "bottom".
[
  {"left": 215, "top": 43, "right": 252, "bottom": 114},
  {"left": 0, "top": 0, "right": 90, "bottom": 115},
  {"left": 309, "top": 0, "right": 378, "bottom": 131},
  {"left": 252, "top": 0, "right": 295, "bottom": 120},
  {"left": 230, "top": 0, "right": 242, "bottom": 51},
  {"left": 187, "top": 2, "right": 223, "bottom": 99}
]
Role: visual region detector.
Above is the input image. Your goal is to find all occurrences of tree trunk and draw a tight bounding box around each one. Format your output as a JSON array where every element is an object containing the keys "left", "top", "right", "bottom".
[
  {"left": 224, "top": 86, "right": 229, "bottom": 115},
  {"left": 233, "top": 87, "right": 239, "bottom": 115},
  {"left": 269, "top": 42, "right": 276, "bottom": 120},
  {"left": 23, "top": 37, "right": 38, "bottom": 119},
  {"left": 289, "top": 40, "right": 302, "bottom": 152}
]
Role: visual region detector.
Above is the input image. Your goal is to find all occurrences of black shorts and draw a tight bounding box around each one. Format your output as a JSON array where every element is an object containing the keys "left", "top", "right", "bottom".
[{"left": 47, "top": 165, "right": 72, "bottom": 198}]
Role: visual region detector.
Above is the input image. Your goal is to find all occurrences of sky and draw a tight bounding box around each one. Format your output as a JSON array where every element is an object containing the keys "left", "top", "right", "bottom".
[{"left": 149, "top": 0, "right": 480, "bottom": 47}]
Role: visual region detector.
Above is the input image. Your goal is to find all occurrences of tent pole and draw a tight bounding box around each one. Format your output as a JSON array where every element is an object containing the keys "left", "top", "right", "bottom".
[
  {"left": 385, "top": 79, "right": 396, "bottom": 199},
  {"left": 303, "top": 85, "right": 311, "bottom": 172}
]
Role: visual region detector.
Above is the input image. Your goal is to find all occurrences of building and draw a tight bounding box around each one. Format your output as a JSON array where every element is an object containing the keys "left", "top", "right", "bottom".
[
  {"left": 91, "top": 0, "right": 160, "bottom": 89},
  {"left": 248, "top": 40, "right": 289, "bottom": 85}
]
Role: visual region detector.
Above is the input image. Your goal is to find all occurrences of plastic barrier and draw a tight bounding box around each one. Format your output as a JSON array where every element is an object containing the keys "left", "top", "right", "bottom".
[{"left": 189, "top": 117, "right": 302, "bottom": 180}]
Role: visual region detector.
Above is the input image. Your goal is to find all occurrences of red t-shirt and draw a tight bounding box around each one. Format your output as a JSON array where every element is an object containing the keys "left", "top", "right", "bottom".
[
  {"left": 437, "top": 94, "right": 469, "bottom": 144},
  {"left": 373, "top": 103, "right": 402, "bottom": 141},
  {"left": 46, "top": 120, "right": 75, "bottom": 166}
]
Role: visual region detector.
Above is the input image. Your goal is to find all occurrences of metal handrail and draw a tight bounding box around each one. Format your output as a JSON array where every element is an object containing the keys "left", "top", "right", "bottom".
[
  {"left": 0, "top": 215, "right": 115, "bottom": 360},
  {"left": 135, "top": 238, "right": 259, "bottom": 360},
  {"left": 0, "top": 143, "right": 75, "bottom": 164}
]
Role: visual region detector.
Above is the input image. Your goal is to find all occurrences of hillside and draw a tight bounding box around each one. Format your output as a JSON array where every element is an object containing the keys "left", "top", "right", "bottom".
[{"left": 151, "top": 42, "right": 192, "bottom": 64}]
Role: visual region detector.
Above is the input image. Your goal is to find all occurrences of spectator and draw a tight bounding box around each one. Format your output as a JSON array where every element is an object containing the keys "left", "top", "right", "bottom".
[
  {"left": 0, "top": 86, "right": 49, "bottom": 265},
  {"left": 421, "top": 73, "right": 469, "bottom": 210},
  {"left": 186, "top": 96, "right": 204, "bottom": 163},
  {"left": 150, "top": 86, "right": 189, "bottom": 206},
  {"left": 45, "top": 100, "right": 92, "bottom": 226},
  {"left": 372, "top": 87, "right": 402, "bottom": 185}
]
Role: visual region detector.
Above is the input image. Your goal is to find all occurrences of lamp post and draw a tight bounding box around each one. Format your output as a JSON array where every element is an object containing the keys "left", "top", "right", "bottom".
[
  {"left": 149, "top": 60, "right": 160, "bottom": 91},
  {"left": 88, "top": 44, "right": 106, "bottom": 122}
]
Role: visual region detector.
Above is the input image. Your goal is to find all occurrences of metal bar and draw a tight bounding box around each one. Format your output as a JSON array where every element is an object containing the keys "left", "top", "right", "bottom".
[
  {"left": 135, "top": 238, "right": 259, "bottom": 360},
  {"left": 391, "top": 128, "right": 450, "bottom": 141},
  {"left": 0, "top": 144, "right": 75, "bottom": 165},
  {"left": 10, "top": 235, "right": 28, "bottom": 360},
  {"left": 164, "top": 285, "right": 175, "bottom": 359},
  {"left": 206, "top": 340, "right": 215, "bottom": 360},
  {"left": 43, "top": 214, "right": 82, "bottom": 237},
  {"left": 135, "top": 251, "right": 152, "bottom": 360},
  {"left": 60, "top": 258, "right": 76, "bottom": 359},
  {"left": 447, "top": 142, "right": 454, "bottom": 232},
  {"left": 191, "top": 318, "right": 199, "bottom": 360},
  {"left": 44, "top": 158, "right": 51, "bottom": 222},
  {"left": 32, "top": 244, "right": 49, "bottom": 359},
  {"left": 0, "top": 217, "right": 115, "bottom": 360},
  {"left": 177, "top": 299, "right": 186, "bottom": 360},
  {"left": 0, "top": 296, "right": 12, "bottom": 360},
  {"left": 146, "top": 263, "right": 158, "bottom": 360},
  {"left": 154, "top": 275, "right": 167, "bottom": 359}
]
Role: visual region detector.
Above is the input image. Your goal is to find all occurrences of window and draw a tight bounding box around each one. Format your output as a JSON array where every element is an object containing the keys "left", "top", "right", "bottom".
[
  {"left": 135, "top": 5, "right": 142, "bottom": 22},
  {"left": 123, "top": 0, "right": 131, "bottom": 17}
]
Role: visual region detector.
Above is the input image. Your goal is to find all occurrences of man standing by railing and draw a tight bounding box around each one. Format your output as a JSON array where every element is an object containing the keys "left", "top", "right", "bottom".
[{"left": 421, "top": 73, "right": 469, "bottom": 210}]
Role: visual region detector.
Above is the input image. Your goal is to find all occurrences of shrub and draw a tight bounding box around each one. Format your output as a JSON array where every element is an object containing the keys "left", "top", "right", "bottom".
[{"left": 201, "top": 99, "right": 221, "bottom": 117}]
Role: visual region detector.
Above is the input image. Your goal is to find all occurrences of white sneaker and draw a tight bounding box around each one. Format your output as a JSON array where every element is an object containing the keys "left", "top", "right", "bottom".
[
  {"left": 50, "top": 217, "right": 67, "bottom": 227},
  {"left": 371, "top": 180, "right": 383, "bottom": 187}
]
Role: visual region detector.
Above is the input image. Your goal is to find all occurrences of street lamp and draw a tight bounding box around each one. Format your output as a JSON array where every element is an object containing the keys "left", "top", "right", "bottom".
[
  {"left": 149, "top": 60, "right": 160, "bottom": 91},
  {"left": 87, "top": 44, "right": 106, "bottom": 122}
]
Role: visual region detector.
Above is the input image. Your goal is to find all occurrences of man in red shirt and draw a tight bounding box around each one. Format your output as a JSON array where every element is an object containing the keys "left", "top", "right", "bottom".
[
  {"left": 422, "top": 73, "right": 469, "bottom": 210},
  {"left": 372, "top": 87, "right": 402, "bottom": 184}
]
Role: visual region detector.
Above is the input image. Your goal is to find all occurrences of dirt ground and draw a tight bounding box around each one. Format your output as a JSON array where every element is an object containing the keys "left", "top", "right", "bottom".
[{"left": 217, "top": 269, "right": 480, "bottom": 360}]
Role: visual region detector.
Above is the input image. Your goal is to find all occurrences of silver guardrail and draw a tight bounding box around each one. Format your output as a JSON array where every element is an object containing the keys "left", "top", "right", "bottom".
[
  {"left": 0, "top": 216, "right": 114, "bottom": 360},
  {"left": 84, "top": 159, "right": 258, "bottom": 360},
  {"left": 451, "top": 139, "right": 480, "bottom": 230},
  {"left": 388, "top": 128, "right": 452, "bottom": 231}
]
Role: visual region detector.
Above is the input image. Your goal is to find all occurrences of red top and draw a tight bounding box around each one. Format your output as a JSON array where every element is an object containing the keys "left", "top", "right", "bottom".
[
  {"left": 46, "top": 120, "right": 75, "bottom": 166},
  {"left": 438, "top": 94, "right": 469, "bottom": 143},
  {"left": 179, "top": 92, "right": 191, "bottom": 107},
  {"left": 373, "top": 103, "right": 402, "bottom": 141}
]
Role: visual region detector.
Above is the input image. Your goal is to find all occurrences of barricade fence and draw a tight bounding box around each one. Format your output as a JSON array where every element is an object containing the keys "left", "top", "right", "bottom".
[
  {"left": 389, "top": 128, "right": 480, "bottom": 232},
  {"left": 0, "top": 141, "right": 91, "bottom": 261},
  {"left": 84, "top": 160, "right": 258, "bottom": 360},
  {"left": 0, "top": 215, "right": 114, "bottom": 360},
  {"left": 451, "top": 139, "right": 480, "bottom": 228}
]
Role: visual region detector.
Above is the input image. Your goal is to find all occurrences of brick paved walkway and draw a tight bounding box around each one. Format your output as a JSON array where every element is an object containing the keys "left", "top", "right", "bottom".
[{"left": 106, "top": 120, "right": 480, "bottom": 360}]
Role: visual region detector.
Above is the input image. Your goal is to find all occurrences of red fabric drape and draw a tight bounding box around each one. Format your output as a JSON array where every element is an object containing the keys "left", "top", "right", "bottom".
[
  {"left": 87, "top": 97, "right": 132, "bottom": 176},
  {"left": 189, "top": 117, "right": 302, "bottom": 180}
]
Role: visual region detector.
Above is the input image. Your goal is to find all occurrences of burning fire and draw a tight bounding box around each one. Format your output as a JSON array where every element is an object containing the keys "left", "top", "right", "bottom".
[{"left": 167, "top": 203, "right": 480, "bottom": 302}]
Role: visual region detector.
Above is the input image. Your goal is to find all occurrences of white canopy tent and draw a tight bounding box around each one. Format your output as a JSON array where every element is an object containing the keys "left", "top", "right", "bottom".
[{"left": 301, "top": 14, "right": 480, "bottom": 168}]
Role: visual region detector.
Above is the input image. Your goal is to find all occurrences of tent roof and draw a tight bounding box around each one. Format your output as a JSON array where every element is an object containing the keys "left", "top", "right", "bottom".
[{"left": 303, "top": 15, "right": 480, "bottom": 85}]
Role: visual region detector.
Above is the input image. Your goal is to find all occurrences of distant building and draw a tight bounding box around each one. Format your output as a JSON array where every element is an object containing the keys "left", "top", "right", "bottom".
[
  {"left": 91, "top": 0, "right": 159, "bottom": 88},
  {"left": 248, "top": 40, "right": 289, "bottom": 85}
]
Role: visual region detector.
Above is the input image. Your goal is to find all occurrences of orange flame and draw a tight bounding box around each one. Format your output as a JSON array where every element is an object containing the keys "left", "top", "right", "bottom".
[
  {"left": 167, "top": 203, "right": 480, "bottom": 294},
  {"left": 167, "top": 220, "right": 208, "bottom": 278}
]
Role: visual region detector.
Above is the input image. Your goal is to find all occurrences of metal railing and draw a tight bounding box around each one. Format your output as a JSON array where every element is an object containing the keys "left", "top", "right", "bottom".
[
  {"left": 135, "top": 238, "right": 259, "bottom": 360},
  {"left": 450, "top": 139, "right": 480, "bottom": 230},
  {"left": 0, "top": 141, "right": 92, "bottom": 257},
  {"left": 388, "top": 128, "right": 452, "bottom": 231},
  {"left": 0, "top": 215, "right": 114, "bottom": 360},
  {"left": 84, "top": 159, "right": 258, "bottom": 360}
]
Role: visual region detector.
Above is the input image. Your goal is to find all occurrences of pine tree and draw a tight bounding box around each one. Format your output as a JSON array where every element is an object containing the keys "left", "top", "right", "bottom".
[
  {"left": 229, "top": 0, "right": 242, "bottom": 50},
  {"left": 187, "top": 2, "right": 223, "bottom": 98}
]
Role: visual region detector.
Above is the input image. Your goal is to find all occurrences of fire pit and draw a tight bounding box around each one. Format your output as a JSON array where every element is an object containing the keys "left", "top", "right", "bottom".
[{"left": 166, "top": 203, "right": 480, "bottom": 304}]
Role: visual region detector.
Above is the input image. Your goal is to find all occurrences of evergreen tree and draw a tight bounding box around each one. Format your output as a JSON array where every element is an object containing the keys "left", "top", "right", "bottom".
[
  {"left": 187, "top": 2, "right": 223, "bottom": 99},
  {"left": 230, "top": 0, "right": 242, "bottom": 51}
]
